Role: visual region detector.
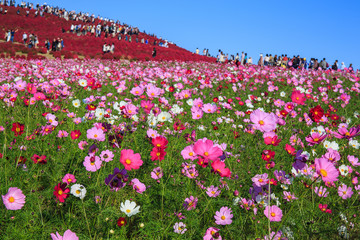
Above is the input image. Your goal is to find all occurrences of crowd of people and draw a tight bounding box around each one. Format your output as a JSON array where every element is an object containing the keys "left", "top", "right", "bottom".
[{"left": 204, "top": 49, "right": 355, "bottom": 72}]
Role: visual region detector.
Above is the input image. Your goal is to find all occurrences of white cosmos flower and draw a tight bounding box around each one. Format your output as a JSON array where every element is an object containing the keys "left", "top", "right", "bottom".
[
  {"left": 70, "top": 184, "right": 87, "bottom": 199},
  {"left": 72, "top": 99, "right": 81, "bottom": 108},
  {"left": 338, "top": 165, "right": 349, "bottom": 176},
  {"left": 131, "top": 115, "right": 139, "bottom": 122},
  {"left": 171, "top": 105, "right": 183, "bottom": 114},
  {"left": 349, "top": 140, "right": 359, "bottom": 149},
  {"left": 157, "top": 111, "right": 171, "bottom": 122},
  {"left": 186, "top": 99, "right": 193, "bottom": 106},
  {"left": 280, "top": 91, "right": 286, "bottom": 97},
  {"left": 78, "top": 79, "right": 87, "bottom": 87},
  {"left": 147, "top": 115, "right": 158, "bottom": 127},
  {"left": 95, "top": 108, "right": 105, "bottom": 119},
  {"left": 120, "top": 200, "right": 140, "bottom": 217}
]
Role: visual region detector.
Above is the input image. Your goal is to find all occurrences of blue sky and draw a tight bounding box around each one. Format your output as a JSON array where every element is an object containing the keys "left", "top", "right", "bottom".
[{"left": 44, "top": 0, "right": 359, "bottom": 68}]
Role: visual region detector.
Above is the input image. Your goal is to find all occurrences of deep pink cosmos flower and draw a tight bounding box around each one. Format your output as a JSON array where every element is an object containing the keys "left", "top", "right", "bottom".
[
  {"left": 62, "top": 174, "right": 76, "bottom": 185},
  {"left": 348, "top": 155, "right": 360, "bottom": 167},
  {"left": 193, "top": 138, "right": 223, "bottom": 161},
  {"left": 315, "top": 157, "right": 339, "bottom": 183},
  {"left": 250, "top": 109, "right": 277, "bottom": 132},
  {"left": 214, "top": 206, "right": 233, "bottom": 225},
  {"left": 264, "top": 205, "right": 283, "bottom": 222},
  {"left": 120, "top": 149, "right": 143, "bottom": 171},
  {"left": 305, "top": 132, "right": 327, "bottom": 146},
  {"left": 211, "top": 160, "right": 231, "bottom": 177},
  {"left": 332, "top": 126, "right": 360, "bottom": 139},
  {"left": 50, "top": 229, "right": 79, "bottom": 240},
  {"left": 2, "top": 187, "right": 26, "bottom": 210}
]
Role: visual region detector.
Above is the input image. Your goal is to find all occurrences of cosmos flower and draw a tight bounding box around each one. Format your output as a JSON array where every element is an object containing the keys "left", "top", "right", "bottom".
[
  {"left": 70, "top": 184, "right": 87, "bottom": 199},
  {"left": 214, "top": 206, "right": 233, "bottom": 225},
  {"left": 173, "top": 222, "right": 187, "bottom": 234},
  {"left": 120, "top": 149, "right": 143, "bottom": 171},
  {"left": 50, "top": 229, "right": 78, "bottom": 240},
  {"left": 315, "top": 157, "right": 339, "bottom": 183},
  {"left": 264, "top": 205, "right": 283, "bottom": 222},
  {"left": 2, "top": 187, "right": 26, "bottom": 210},
  {"left": 120, "top": 200, "right": 140, "bottom": 217}
]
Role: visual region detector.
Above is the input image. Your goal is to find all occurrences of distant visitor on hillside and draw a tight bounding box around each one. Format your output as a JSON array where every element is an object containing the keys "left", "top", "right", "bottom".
[{"left": 152, "top": 47, "right": 156, "bottom": 58}]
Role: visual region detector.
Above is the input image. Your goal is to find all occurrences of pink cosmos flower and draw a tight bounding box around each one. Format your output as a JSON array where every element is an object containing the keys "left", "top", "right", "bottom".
[
  {"left": 202, "top": 103, "right": 217, "bottom": 113},
  {"left": 62, "top": 174, "right": 76, "bottom": 185},
  {"left": 151, "top": 167, "right": 163, "bottom": 179},
  {"left": 130, "top": 86, "right": 144, "bottom": 96},
  {"left": 100, "top": 150, "right": 114, "bottom": 162},
  {"left": 206, "top": 185, "right": 221, "bottom": 197},
  {"left": 251, "top": 173, "right": 269, "bottom": 187},
  {"left": 348, "top": 155, "right": 360, "bottom": 167},
  {"left": 57, "top": 130, "right": 68, "bottom": 138},
  {"left": 131, "top": 178, "right": 146, "bottom": 194},
  {"left": 123, "top": 103, "right": 138, "bottom": 116},
  {"left": 2, "top": 187, "right": 26, "bottom": 210},
  {"left": 86, "top": 127, "right": 105, "bottom": 141},
  {"left": 214, "top": 206, "right": 233, "bottom": 225},
  {"left": 333, "top": 126, "right": 360, "bottom": 139},
  {"left": 193, "top": 138, "right": 223, "bottom": 161},
  {"left": 283, "top": 191, "right": 298, "bottom": 202},
  {"left": 191, "top": 109, "right": 203, "bottom": 119},
  {"left": 120, "top": 149, "right": 143, "bottom": 171},
  {"left": 146, "top": 85, "right": 161, "bottom": 98},
  {"left": 78, "top": 140, "right": 88, "bottom": 150},
  {"left": 204, "top": 227, "right": 222, "bottom": 240},
  {"left": 264, "top": 205, "right": 283, "bottom": 222},
  {"left": 305, "top": 132, "right": 327, "bottom": 146},
  {"left": 314, "top": 186, "right": 329, "bottom": 197},
  {"left": 83, "top": 155, "right": 102, "bottom": 172},
  {"left": 181, "top": 145, "right": 198, "bottom": 160},
  {"left": 249, "top": 109, "right": 277, "bottom": 132},
  {"left": 315, "top": 157, "right": 339, "bottom": 183},
  {"left": 183, "top": 196, "right": 198, "bottom": 210},
  {"left": 147, "top": 128, "right": 159, "bottom": 138},
  {"left": 211, "top": 160, "right": 231, "bottom": 178},
  {"left": 338, "top": 184, "right": 353, "bottom": 199},
  {"left": 50, "top": 229, "right": 79, "bottom": 240},
  {"left": 141, "top": 100, "right": 154, "bottom": 114}
]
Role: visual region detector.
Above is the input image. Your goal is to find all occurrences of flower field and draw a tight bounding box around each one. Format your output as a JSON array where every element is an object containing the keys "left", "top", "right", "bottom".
[{"left": 0, "top": 58, "right": 359, "bottom": 239}]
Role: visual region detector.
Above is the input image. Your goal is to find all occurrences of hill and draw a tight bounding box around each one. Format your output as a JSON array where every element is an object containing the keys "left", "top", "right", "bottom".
[{"left": 0, "top": 4, "right": 215, "bottom": 62}]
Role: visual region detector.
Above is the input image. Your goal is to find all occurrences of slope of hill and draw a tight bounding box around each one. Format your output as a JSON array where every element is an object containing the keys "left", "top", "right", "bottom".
[{"left": 0, "top": 5, "right": 215, "bottom": 62}]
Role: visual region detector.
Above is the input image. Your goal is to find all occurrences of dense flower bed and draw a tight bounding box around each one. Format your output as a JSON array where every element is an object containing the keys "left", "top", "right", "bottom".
[
  {"left": 0, "top": 58, "right": 359, "bottom": 239},
  {"left": 0, "top": 6, "right": 215, "bottom": 62}
]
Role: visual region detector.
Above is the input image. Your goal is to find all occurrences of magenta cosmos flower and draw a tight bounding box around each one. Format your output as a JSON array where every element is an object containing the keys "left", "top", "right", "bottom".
[
  {"left": 204, "top": 227, "right": 222, "bottom": 240},
  {"left": 62, "top": 174, "right": 76, "bottom": 185},
  {"left": 120, "top": 149, "right": 143, "bottom": 171},
  {"left": 2, "top": 187, "right": 26, "bottom": 210},
  {"left": 250, "top": 109, "right": 277, "bottom": 132},
  {"left": 193, "top": 138, "right": 223, "bottom": 161},
  {"left": 264, "top": 205, "right": 283, "bottom": 222},
  {"left": 50, "top": 229, "right": 79, "bottom": 240},
  {"left": 214, "top": 206, "right": 233, "bottom": 225},
  {"left": 315, "top": 157, "right": 339, "bottom": 183}
]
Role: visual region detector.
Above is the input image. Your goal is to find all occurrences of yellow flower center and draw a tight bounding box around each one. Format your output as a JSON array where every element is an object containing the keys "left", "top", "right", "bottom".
[
  {"left": 320, "top": 169, "right": 327, "bottom": 177},
  {"left": 126, "top": 159, "right": 131, "bottom": 165},
  {"left": 8, "top": 196, "right": 15, "bottom": 203},
  {"left": 221, "top": 216, "right": 226, "bottom": 220},
  {"left": 259, "top": 120, "right": 264, "bottom": 125},
  {"left": 76, "top": 190, "right": 81, "bottom": 194},
  {"left": 58, "top": 190, "right": 63, "bottom": 195},
  {"left": 271, "top": 212, "right": 276, "bottom": 217},
  {"left": 126, "top": 209, "right": 131, "bottom": 213},
  {"left": 204, "top": 152, "right": 209, "bottom": 156},
  {"left": 189, "top": 152, "right": 193, "bottom": 156}
]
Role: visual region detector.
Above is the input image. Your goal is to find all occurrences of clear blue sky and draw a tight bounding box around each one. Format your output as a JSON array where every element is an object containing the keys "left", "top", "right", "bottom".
[{"left": 42, "top": 0, "right": 359, "bottom": 69}]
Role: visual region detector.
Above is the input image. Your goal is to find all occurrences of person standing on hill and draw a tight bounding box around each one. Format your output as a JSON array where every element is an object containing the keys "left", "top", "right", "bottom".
[
  {"left": 332, "top": 60, "right": 338, "bottom": 70},
  {"left": 258, "top": 54, "right": 264, "bottom": 66},
  {"left": 195, "top": 48, "right": 199, "bottom": 54},
  {"left": 152, "top": 47, "right": 157, "bottom": 58}
]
